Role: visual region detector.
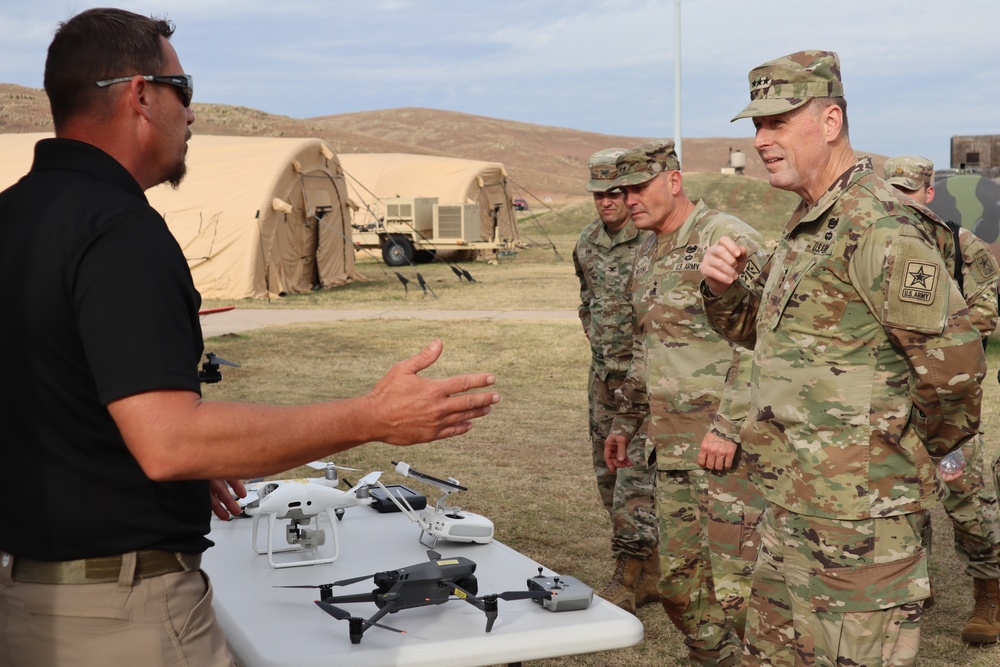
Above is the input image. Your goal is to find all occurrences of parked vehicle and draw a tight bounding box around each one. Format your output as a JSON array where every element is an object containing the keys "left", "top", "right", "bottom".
[{"left": 352, "top": 197, "right": 513, "bottom": 266}]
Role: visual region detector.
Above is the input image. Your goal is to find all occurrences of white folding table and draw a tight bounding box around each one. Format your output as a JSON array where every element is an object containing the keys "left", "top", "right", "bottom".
[{"left": 202, "top": 508, "right": 644, "bottom": 667}]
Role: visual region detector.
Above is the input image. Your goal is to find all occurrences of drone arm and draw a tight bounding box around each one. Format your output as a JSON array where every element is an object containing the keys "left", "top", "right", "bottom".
[
  {"left": 449, "top": 581, "right": 498, "bottom": 633},
  {"left": 362, "top": 600, "right": 400, "bottom": 631},
  {"left": 450, "top": 580, "right": 485, "bottom": 612},
  {"left": 322, "top": 591, "right": 379, "bottom": 604}
]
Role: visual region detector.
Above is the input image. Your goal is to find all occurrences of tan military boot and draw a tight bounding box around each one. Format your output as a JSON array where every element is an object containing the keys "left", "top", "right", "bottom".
[
  {"left": 961, "top": 578, "right": 1000, "bottom": 644},
  {"left": 596, "top": 555, "right": 642, "bottom": 614},
  {"left": 634, "top": 555, "right": 662, "bottom": 608}
]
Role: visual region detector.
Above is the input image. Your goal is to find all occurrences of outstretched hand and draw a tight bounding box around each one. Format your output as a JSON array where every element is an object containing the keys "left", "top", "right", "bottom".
[{"left": 367, "top": 339, "right": 500, "bottom": 446}]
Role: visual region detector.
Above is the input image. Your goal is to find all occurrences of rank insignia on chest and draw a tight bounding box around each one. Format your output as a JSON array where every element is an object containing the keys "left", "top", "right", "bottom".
[{"left": 899, "top": 260, "right": 938, "bottom": 304}]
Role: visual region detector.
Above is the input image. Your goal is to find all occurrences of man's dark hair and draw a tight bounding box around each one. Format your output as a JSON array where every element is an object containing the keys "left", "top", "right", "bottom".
[{"left": 44, "top": 8, "right": 174, "bottom": 130}]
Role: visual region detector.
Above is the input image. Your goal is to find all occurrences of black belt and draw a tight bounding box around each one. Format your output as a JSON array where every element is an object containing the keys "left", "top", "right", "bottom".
[{"left": 9, "top": 550, "right": 201, "bottom": 584}]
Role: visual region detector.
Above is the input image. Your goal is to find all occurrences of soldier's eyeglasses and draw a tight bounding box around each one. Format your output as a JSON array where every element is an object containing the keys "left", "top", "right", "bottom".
[{"left": 95, "top": 74, "right": 193, "bottom": 108}]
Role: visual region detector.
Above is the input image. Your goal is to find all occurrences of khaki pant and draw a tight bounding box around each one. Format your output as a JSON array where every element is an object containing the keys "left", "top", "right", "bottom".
[{"left": 0, "top": 553, "right": 234, "bottom": 667}]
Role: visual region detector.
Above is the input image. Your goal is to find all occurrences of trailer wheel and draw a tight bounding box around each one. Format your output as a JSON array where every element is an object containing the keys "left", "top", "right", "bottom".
[{"left": 382, "top": 236, "right": 415, "bottom": 266}]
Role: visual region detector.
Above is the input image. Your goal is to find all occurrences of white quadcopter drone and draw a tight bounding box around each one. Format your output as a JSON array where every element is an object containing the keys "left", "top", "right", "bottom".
[
  {"left": 244, "top": 470, "right": 381, "bottom": 569},
  {"left": 238, "top": 460, "right": 358, "bottom": 511},
  {"left": 375, "top": 461, "right": 494, "bottom": 549}
]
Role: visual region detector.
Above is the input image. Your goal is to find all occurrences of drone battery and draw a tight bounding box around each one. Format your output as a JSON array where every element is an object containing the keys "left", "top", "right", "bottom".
[{"left": 368, "top": 484, "right": 427, "bottom": 513}]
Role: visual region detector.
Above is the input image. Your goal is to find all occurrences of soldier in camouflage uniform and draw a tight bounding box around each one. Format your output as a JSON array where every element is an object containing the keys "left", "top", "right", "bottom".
[
  {"left": 885, "top": 155, "right": 1000, "bottom": 643},
  {"left": 605, "top": 140, "right": 765, "bottom": 667},
  {"left": 700, "top": 50, "right": 987, "bottom": 666},
  {"left": 573, "top": 148, "right": 660, "bottom": 614}
]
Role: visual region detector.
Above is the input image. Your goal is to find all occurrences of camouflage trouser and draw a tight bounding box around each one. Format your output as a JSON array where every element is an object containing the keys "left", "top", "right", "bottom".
[
  {"left": 744, "top": 504, "right": 928, "bottom": 667},
  {"left": 920, "top": 436, "right": 1000, "bottom": 580},
  {"left": 588, "top": 369, "right": 658, "bottom": 559},
  {"left": 656, "top": 457, "right": 763, "bottom": 666}
]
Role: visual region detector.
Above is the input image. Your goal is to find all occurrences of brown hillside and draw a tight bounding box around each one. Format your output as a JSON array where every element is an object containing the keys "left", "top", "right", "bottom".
[{"left": 1, "top": 83, "right": 885, "bottom": 201}]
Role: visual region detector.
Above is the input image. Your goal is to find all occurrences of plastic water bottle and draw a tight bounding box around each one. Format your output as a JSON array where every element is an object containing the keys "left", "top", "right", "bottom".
[{"left": 939, "top": 448, "right": 966, "bottom": 475}]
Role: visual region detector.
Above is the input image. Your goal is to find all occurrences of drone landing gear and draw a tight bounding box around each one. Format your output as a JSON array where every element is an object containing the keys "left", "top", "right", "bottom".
[
  {"left": 251, "top": 508, "right": 340, "bottom": 569},
  {"left": 348, "top": 617, "right": 364, "bottom": 645}
]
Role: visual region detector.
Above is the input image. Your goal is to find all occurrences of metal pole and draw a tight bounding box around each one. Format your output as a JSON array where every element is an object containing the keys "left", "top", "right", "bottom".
[{"left": 674, "top": 0, "right": 682, "bottom": 162}]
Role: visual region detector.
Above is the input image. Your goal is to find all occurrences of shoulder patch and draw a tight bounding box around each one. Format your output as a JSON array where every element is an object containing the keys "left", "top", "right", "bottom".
[
  {"left": 972, "top": 248, "right": 999, "bottom": 282},
  {"left": 898, "top": 259, "right": 939, "bottom": 305},
  {"left": 885, "top": 236, "right": 949, "bottom": 334}
]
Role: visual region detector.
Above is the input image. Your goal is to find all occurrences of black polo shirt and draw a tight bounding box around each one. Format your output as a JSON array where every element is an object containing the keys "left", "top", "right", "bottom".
[{"left": 0, "top": 138, "right": 211, "bottom": 560}]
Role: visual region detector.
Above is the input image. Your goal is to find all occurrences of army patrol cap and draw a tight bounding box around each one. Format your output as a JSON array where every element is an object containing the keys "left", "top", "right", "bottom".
[
  {"left": 586, "top": 148, "right": 628, "bottom": 192},
  {"left": 611, "top": 140, "right": 682, "bottom": 188},
  {"left": 884, "top": 156, "right": 934, "bottom": 191},
  {"left": 732, "top": 50, "right": 844, "bottom": 121}
]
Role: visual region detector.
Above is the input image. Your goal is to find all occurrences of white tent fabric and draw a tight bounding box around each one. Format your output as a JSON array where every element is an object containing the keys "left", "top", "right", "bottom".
[
  {"left": 0, "top": 133, "right": 362, "bottom": 299},
  {"left": 0, "top": 133, "right": 46, "bottom": 190},
  {"left": 339, "top": 153, "right": 520, "bottom": 243},
  {"left": 148, "top": 135, "right": 361, "bottom": 299}
]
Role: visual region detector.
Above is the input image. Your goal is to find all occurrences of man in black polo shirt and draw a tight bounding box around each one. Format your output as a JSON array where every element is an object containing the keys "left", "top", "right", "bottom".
[{"left": 0, "top": 9, "right": 499, "bottom": 666}]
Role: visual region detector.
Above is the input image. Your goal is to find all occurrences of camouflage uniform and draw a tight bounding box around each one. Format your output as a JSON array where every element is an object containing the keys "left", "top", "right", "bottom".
[
  {"left": 709, "top": 50, "right": 988, "bottom": 667},
  {"left": 612, "top": 144, "right": 765, "bottom": 666},
  {"left": 887, "top": 155, "right": 1000, "bottom": 642},
  {"left": 886, "top": 157, "right": 1000, "bottom": 584},
  {"left": 573, "top": 216, "right": 657, "bottom": 560},
  {"left": 704, "top": 156, "right": 986, "bottom": 666}
]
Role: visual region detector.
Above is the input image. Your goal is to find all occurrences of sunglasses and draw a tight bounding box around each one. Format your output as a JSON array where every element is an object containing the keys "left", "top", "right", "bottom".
[{"left": 95, "top": 74, "right": 193, "bottom": 107}]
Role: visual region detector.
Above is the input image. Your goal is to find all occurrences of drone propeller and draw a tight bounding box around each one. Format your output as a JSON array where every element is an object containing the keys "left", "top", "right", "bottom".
[
  {"left": 451, "top": 582, "right": 551, "bottom": 633},
  {"left": 426, "top": 549, "right": 442, "bottom": 561},
  {"left": 274, "top": 572, "right": 375, "bottom": 590},
  {"left": 493, "top": 590, "right": 552, "bottom": 602},
  {"left": 306, "top": 461, "right": 360, "bottom": 472},
  {"left": 347, "top": 471, "right": 382, "bottom": 494},
  {"left": 204, "top": 352, "right": 240, "bottom": 368},
  {"left": 314, "top": 600, "right": 406, "bottom": 634}
]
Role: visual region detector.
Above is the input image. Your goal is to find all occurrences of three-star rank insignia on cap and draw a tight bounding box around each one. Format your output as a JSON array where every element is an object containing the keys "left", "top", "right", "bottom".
[
  {"left": 899, "top": 259, "right": 938, "bottom": 304},
  {"left": 750, "top": 76, "right": 772, "bottom": 94}
]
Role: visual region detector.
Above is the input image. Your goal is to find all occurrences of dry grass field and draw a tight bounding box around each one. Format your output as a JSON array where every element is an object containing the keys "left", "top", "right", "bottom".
[{"left": 199, "top": 230, "right": 1000, "bottom": 666}]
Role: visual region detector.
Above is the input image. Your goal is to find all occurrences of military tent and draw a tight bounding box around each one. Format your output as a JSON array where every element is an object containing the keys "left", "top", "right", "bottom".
[
  {"left": 0, "top": 133, "right": 362, "bottom": 300},
  {"left": 338, "top": 153, "right": 520, "bottom": 244}
]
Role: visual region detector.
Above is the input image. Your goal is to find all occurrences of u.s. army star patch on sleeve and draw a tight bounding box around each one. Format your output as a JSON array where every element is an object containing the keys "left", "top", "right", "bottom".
[{"left": 899, "top": 259, "right": 938, "bottom": 304}]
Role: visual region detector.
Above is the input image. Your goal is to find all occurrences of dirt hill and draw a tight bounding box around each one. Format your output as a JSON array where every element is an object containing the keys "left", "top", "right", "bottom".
[{"left": 0, "top": 82, "right": 885, "bottom": 202}]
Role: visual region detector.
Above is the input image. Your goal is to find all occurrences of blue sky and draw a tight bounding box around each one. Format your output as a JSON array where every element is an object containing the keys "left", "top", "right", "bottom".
[{"left": 3, "top": 1, "right": 997, "bottom": 170}]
